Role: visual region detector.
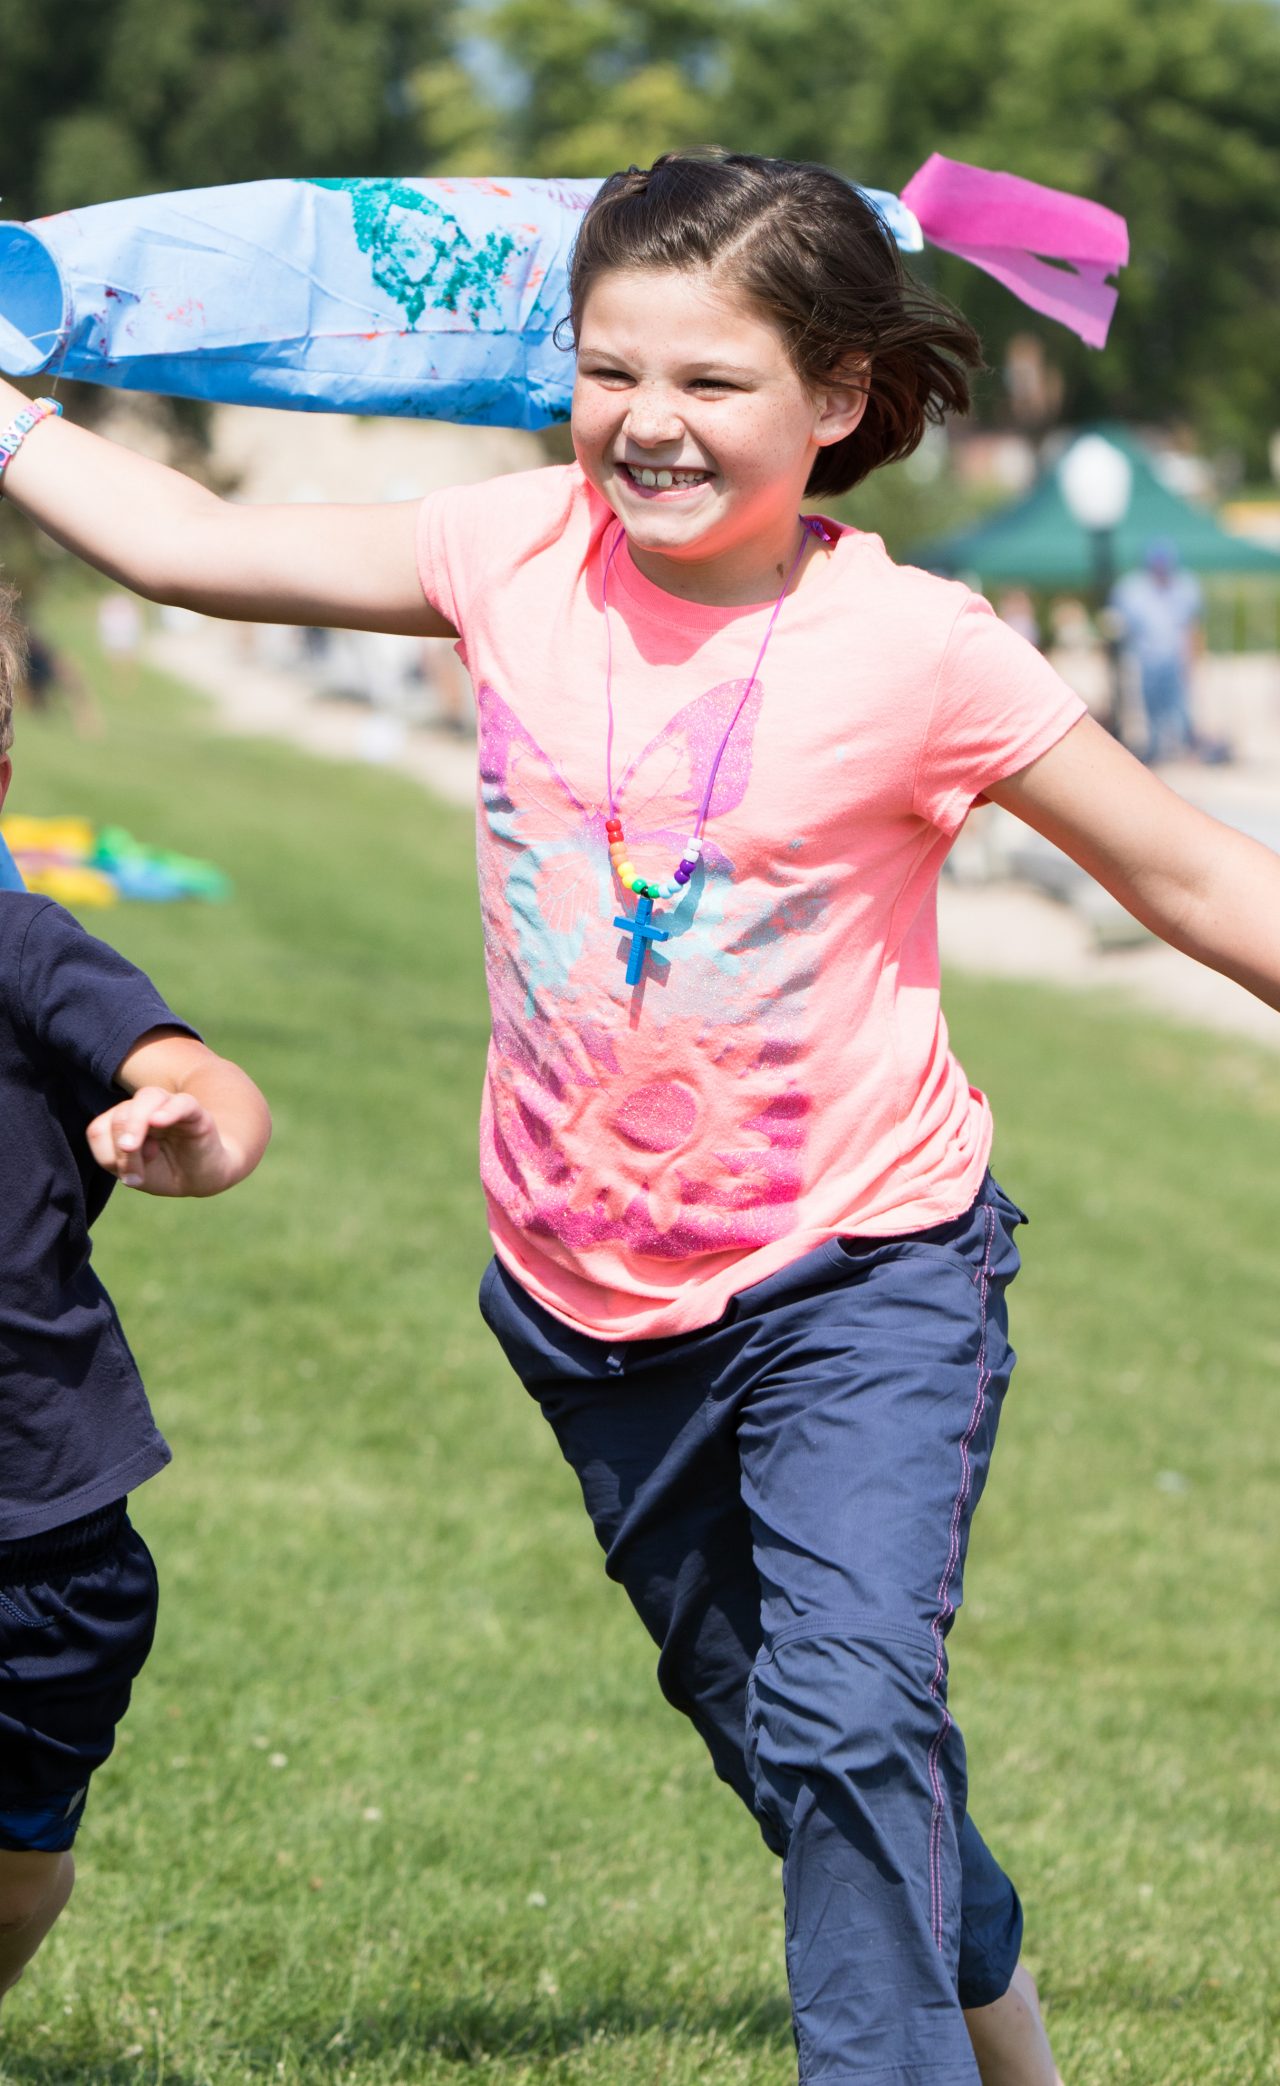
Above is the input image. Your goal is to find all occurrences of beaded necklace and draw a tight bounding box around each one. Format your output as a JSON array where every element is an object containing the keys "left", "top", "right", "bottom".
[{"left": 602, "top": 514, "right": 829, "bottom": 984}]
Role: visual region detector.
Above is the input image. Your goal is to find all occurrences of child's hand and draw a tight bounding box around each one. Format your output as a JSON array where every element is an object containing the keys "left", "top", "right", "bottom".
[{"left": 87, "top": 1085, "right": 245, "bottom": 1197}]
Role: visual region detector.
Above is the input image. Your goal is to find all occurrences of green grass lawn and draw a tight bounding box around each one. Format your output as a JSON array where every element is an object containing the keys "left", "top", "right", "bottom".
[{"left": 1, "top": 602, "right": 1277, "bottom": 2085}]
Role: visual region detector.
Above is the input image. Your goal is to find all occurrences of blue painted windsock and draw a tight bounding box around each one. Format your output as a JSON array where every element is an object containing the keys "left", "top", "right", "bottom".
[{"left": 0, "top": 165, "right": 1123, "bottom": 428}]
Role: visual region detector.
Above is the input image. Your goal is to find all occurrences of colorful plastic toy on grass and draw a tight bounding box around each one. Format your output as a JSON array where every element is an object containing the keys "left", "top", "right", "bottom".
[
  {"left": 0, "top": 813, "right": 231, "bottom": 904},
  {"left": 2, "top": 813, "right": 96, "bottom": 857},
  {"left": 15, "top": 856, "right": 118, "bottom": 907},
  {"left": 0, "top": 158, "right": 1128, "bottom": 429},
  {"left": 93, "top": 826, "right": 232, "bottom": 903}
]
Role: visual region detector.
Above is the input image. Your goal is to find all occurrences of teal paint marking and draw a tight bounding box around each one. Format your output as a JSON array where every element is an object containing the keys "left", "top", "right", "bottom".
[
  {"left": 309, "top": 178, "right": 516, "bottom": 328},
  {"left": 502, "top": 837, "right": 601, "bottom": 1019}
]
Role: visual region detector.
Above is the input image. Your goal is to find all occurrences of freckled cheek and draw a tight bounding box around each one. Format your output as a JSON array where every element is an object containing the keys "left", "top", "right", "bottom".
[
  {"left": 572, "top": 423, "right": 623, "bottom": 491},
  {"left": 570, "top": 391, "right": 617, "bottom": 453},
  {"left": 571, "top": 406, "right": 603, "bottom": 458},
  {"left": 729, "top": 405, "right": 807, "bottom": 470},
  {"left": 727, "top": 430, "right": 806, "bottom": 492}
]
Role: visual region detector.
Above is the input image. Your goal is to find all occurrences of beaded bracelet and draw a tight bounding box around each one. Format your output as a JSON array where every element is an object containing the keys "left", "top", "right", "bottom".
[{"left": 0, "top": 397, "right": 63, "bottom": 487}]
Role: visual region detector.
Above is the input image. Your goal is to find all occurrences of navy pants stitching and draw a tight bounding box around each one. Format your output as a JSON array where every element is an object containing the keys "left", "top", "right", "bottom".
[
  {"left": 0, "top": 1589, "right": 56, "bottom": 1629},
  {"left": 926, "top": 1200, "right": 995, "bottom": 1954}
]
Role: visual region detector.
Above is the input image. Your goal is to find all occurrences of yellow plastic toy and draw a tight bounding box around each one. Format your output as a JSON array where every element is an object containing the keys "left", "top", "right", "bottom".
[
  {"left": 2, "top": 815, "right": 97, "bottom": 857},
  {"left": 19, "top": 862, "right": 118, "bottom": 908}
]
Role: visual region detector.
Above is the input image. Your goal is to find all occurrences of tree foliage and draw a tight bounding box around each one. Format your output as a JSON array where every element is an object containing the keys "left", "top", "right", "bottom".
[
  {"left": 0, "top": 0, "right": 1275, "bottom": 464},
  {"left": 443, "top": 0, "right": 1280, "bottom": 468},
  {"left": 0, "top": 0, "right": 458, "bottom": 220}
]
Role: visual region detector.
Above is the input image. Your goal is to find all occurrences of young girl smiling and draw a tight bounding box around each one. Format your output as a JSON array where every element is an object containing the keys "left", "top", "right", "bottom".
[{"left": 3, "top": 150, "right": 1279, "bottom": 2086}]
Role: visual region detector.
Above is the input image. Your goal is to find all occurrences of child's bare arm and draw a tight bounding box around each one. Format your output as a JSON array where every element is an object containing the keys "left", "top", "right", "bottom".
[
  {"left": 87, "top": 1028, "right": 272, "bottom": 1197},
  {"left": 989, "top": 716, "right": 1280, "bottom": 1013},
  {"left": 0, "top": 376, "right": 456, "bottom": 637}
]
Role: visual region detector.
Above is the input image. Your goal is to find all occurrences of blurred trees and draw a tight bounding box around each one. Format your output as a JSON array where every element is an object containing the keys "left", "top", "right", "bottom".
[
  {"left": 0, "top": 0, "right": 469, "bottom": 596},
  {"left": 442, "top": 0, "right": 1280, "bottom": 470},
  {"left": 0, "top": 0, "right": 457, "bottom": 220},
  {"left": 0, "top": 0, "right": 1275, "bottom": 467},
  {"left": 416, "top": 0, "right": 720, "bottom": 176}
]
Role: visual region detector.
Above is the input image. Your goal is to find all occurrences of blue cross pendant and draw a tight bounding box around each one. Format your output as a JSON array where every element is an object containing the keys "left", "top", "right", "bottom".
[{"left": 614, "top": 893, "right": 669, "bottom": 985}]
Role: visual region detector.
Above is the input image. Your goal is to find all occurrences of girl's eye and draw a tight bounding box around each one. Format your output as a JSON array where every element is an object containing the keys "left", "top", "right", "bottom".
[
  {"left": 585, "top": 367, "right": 633, "bottom": 386},
  {"left": 689, "top": 379, "right": 738, "bottom": 393}
]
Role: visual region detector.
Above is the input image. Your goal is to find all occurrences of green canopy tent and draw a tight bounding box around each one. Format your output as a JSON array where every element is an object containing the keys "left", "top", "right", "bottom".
[{"left": 912, "top": 427, "right": 1280, "bottom": 585}]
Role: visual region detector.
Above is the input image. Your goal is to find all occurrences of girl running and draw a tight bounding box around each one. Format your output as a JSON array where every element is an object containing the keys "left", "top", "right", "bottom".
[{"left": 3, "top": 151, "right": 1278, "bottom": 2086}]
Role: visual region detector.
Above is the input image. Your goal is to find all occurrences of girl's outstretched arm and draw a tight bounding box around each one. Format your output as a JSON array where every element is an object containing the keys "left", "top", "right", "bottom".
[
  {"left": 989, "top": 717, "right": 1280, "bottom": 1015},
  {"left": 0, "top": 376, "right": 455, "bottom": 637}
]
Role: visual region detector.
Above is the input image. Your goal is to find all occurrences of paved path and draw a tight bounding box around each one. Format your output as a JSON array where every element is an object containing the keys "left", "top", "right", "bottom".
[{"left": 150, "top": 626, "right": 1280, "bottom": 1053}]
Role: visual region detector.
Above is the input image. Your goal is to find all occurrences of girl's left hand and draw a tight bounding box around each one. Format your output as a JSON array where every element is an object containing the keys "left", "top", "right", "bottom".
[{"left": 87, "top": 1085, "right": 240, "bottom": 1196}]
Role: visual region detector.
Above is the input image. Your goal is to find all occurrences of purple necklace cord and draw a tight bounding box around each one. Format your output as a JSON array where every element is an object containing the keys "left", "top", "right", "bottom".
[{"left": 601, "top": 516, "right": 823, "bottom": 832}]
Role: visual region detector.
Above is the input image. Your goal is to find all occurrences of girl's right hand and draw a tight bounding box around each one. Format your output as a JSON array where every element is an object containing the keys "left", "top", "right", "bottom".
[{"left": 0, "top": 375, "right": 457, "bottom": 638}]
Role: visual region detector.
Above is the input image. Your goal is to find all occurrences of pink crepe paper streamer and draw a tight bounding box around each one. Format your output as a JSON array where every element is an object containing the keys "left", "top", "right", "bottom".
[{"left": 901, "top": 153, "right": 1129, "bottom": 349}]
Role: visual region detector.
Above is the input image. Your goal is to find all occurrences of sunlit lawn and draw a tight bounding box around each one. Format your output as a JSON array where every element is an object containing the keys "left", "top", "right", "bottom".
[{"left": 1, "top": 599, "right": 1276, "bottom": 2084}]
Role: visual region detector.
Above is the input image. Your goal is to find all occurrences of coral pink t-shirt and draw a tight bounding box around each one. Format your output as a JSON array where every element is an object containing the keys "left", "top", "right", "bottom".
[{"left": 417, "top": 465, "right": 1084, "bottom": 1340}]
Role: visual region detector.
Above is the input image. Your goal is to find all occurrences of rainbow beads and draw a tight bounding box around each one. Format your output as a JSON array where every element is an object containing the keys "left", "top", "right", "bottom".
[
  {"left": 598, "top": 514, "right": 813, "bottom": 987},
  {"left": 607, "top": 817, "right": 701, "bottom": 902}
]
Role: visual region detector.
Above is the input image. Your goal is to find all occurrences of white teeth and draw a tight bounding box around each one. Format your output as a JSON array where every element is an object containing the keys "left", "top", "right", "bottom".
[{"left": 626, "top": 464, "right": 707, "bottom": 490}]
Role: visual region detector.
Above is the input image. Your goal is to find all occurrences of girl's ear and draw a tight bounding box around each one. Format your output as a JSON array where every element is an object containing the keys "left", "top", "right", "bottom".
[{"left": 813, "top": 361, "right": 871, "bottom": 449}]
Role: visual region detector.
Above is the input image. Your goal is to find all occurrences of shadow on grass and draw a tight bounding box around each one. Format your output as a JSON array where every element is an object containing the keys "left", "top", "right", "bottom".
[
  {"left": 345, "top": 1988, "right": 797, "bottom": 2065},
  {"left": 0, "top": 1990, "right": 796, "bottom": 2083}
]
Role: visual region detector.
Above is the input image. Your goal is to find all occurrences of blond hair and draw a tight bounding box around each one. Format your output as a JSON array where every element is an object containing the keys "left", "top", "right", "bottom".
[{"left": 0, "top": 583, "right": 24, "bottom": 757}]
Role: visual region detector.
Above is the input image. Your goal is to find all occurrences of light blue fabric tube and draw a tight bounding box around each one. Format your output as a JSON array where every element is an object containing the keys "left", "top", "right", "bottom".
[{"left": 0, "top": 175, "right": 921, "bottom": 430}]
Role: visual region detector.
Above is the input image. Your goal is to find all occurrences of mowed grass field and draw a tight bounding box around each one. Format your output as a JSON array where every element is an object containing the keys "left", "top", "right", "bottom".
[{"left": 1, "top": 599, "right": 1277, "bottom": 2086}]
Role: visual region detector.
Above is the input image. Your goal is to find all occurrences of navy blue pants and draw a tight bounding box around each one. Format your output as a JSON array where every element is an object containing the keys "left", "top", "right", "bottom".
[
  {"left": 0, "top": 1502, "right": 158, "bottom": 1852},
  {"left": 481, "top": 1174, "right": 1027, "bottom": 2084}
]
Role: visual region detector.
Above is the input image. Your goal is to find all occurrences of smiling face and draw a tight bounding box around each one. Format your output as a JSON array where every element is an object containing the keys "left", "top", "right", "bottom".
[{"left": 572, "top": 266, "right": 866, "bottom": 606}]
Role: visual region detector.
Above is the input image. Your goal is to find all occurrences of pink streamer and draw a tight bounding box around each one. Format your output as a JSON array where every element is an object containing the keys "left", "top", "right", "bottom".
[{"left": 901, "top": 153, "right": 1129, "bottom": 349}]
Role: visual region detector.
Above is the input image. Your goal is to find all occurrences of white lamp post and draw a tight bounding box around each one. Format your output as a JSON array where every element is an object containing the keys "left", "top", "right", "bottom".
[
  {"left": 1058, "top": 433, "right": 1134, "bottom": 738},
  {"left": 1058, "top": 433, "right": 1134, "bottom": 538}
]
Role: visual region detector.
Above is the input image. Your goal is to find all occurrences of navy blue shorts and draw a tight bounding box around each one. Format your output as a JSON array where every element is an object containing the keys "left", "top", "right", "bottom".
[
  {"left": 482, "top": 1173, "right": 1027, "bottom": 2083},
  {"left": 0, "top": 1501, "right": 158, "bottom": 1853}
]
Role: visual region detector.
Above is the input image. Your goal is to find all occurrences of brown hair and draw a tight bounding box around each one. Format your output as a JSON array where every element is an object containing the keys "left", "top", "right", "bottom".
[
  {"left": 0, "top": 584, "right": 25, "bottom": 758},
  {"left": 567, "top": 150, "right": 983, "bottom": 498}
]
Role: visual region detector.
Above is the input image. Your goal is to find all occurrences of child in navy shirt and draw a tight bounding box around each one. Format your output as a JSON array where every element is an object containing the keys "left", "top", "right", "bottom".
[{"left": 0, "top": 588, "right": 271, "bottom": 2006}]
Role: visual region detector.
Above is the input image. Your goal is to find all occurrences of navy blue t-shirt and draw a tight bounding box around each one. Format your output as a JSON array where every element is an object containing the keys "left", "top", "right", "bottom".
[{"left": 0, "top": 893, "right": 198, "bottom": 1539}]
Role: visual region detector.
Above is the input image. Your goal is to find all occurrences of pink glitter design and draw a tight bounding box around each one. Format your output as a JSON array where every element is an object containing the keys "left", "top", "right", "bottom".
[
  {"left": 612, "top": 1080, "right": 699, "bottom": 1152},
  {"left": 474, "top": 676, "right": 825, "bottom": 1262}
]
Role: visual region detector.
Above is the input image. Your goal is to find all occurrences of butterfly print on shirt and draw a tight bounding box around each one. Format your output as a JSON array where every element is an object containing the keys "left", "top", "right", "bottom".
[{"left": 474, "top": 678, "right": 833, "bottom": 1257}]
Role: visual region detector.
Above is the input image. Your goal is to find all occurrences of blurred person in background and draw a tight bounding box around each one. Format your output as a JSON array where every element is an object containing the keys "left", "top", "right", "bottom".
[
  {"left": 96, "top": 588, "right": 143, "bottom": 692},
  {"left": 425, "top": 634, "right": 475, "bottom": 735},
  {"left": 995, "top": 588, "right": 1040, "bottom": 650},
  {"left": 1047, "top": 596, "right": 1114, "bottom": 732},
  {"left": 18, "top": 621, "right": 102, "bottom": 738},
  {"left": 1109, "top": 537, "right": 1204, "bottom": 762}
]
